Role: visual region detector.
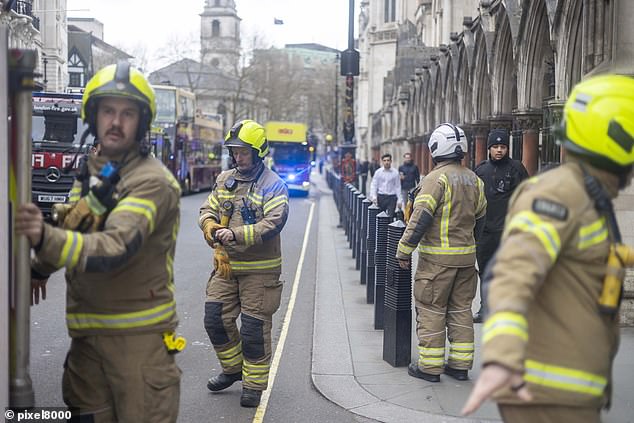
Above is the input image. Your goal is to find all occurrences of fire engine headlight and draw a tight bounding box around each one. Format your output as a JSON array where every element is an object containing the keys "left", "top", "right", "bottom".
[
  {"left": 302, "top": 181, "right": 310, "bottom": 188},
  {"left": 287, "top": 174, "right": 296, "bottom": 181}
]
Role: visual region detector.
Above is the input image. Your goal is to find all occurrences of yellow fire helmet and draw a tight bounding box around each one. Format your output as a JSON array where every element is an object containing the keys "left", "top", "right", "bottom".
[
  {"left": 81, "top": 61, "right": 156, "bottom": 142},
  {"left": 563, "top": 74, "right": 634, "bottom": 172},
  {"left": 224, "top": 119, "right": 269, "bottom": 158}
]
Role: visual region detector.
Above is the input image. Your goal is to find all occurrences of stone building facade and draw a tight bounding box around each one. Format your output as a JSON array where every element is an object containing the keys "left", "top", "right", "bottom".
[
  {"left": 357, "top": 0, "right": 634, "bottom": 324},
  {"left": 151, "top": 0, "right": 267, "bottom": 133},
  {"left": 200, "top": 0, "right": 241, "bottom": 74}
]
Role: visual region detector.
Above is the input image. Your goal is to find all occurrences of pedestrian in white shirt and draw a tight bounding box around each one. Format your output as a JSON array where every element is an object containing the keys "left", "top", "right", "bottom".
[{"left": 370, "top": 153, "right": 402, "bottom": 217}]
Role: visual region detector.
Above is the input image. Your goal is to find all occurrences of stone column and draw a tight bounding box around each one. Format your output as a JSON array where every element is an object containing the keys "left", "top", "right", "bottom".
[
  {"left": 542, "top": 101, "right": 565, "bottom": 167},
  {"left": 473, "top": 123, "right": 489, "bottom": 165},
  {"left": 514, "top": 111, "right": 542, "bottom": 176},
  {"left": 412, "top": 137, "right": 422, "bottom": 170},
  {"left": 421, "top": 133, "right": 431, "bottom": 175},
  {"left": 426, "top": 133, "right": 434, "bottom": 173}
]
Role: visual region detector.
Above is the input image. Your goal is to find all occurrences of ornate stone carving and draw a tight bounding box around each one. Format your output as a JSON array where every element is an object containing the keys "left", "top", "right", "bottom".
[
  {"left": 513, "top": 110, "right": 543, "bottom": 132},
  {"left": 471, "top": 122, "right": 489, "bottom": 138},
  {"left": 488, "top": 115, "right": 514, "bottom": 132}
]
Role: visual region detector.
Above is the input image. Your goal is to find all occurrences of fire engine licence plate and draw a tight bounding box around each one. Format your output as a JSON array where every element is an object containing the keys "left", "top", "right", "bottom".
[{"left": 38, "top": 195, "right": 67, "bottom": 203}]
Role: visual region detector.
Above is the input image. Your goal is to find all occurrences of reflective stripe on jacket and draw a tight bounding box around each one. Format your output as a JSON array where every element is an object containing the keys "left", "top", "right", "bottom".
[
  {"left": 32, "top": 150, "right": 181, "bottom": 337},
  {"left": 482, "top": 160, "right": 619, "bottom": 408},
  {"left": 199, "top": 164, "right": 289, "bottom": 274},
  {"left": 397, "top": 161, "right": 486, "bottom": 267}
]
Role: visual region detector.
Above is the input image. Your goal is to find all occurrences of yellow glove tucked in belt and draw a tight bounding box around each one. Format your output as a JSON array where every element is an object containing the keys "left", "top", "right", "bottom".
[{"left": 203, "top": 220, "right": 225, "bottom": 246}]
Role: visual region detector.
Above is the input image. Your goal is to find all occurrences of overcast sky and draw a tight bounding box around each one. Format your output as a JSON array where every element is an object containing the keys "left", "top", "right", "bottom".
[{"left": 66, "top": 0, "right": 360, "bottom": 71}]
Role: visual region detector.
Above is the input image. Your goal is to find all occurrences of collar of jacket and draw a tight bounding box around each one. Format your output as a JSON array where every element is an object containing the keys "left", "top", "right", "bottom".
[
  {"left": 433, "top": 160, "right": 458, "bottom": 170},
  {"left": 489, "top": 155, "right": 510, "bottom": 166},
  {"left": 566, "top": 155, "right": 621, "bottom": 198},
  {"left": 235, "top": 161, "right": 265, "bottom": 182},
  {"left": 88, "top": 147, "right": 141, "bottom": 176}
]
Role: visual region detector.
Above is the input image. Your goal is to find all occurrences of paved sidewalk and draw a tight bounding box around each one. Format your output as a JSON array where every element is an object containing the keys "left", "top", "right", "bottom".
[{"left": 311, "top": 173, "right": 634, "bottom": 423}]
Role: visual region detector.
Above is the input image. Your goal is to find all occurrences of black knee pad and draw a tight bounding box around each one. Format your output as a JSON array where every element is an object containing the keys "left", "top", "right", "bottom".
[
  {"left": 204, "top": 301, "right": 230, "bottom": 345},
  {"left": 240, "top": 314, "right": 264, "bottom": 360}
]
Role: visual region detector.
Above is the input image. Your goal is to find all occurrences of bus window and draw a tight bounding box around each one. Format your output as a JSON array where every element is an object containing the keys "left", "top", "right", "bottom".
[{"left": 155, "top": 89, "right": 176, "bottom": 122}]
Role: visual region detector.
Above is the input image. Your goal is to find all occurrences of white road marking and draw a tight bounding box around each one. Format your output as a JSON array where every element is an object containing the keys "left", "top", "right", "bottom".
[{"left": 252, "top": 200, "right": 316, "bottom": 422}]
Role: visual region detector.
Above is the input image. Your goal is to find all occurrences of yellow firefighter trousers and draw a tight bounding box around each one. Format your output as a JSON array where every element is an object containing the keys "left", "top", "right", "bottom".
[
  {"left": 413, "top": 257, "right": 476, "bottom": 374},
  {"left": 62, "top": 333, "right": 181, "bottom": 423},
  {"left": 498, "top": 404, "right": 601, "bottom": 423},
  {"left": 205, "top": 272, "right": 283, "bottom": 390}
]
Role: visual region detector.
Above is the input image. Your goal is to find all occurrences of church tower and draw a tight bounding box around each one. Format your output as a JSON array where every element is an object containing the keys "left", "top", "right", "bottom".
[{"left": 200, "top": 0, "right": 241, "bottom": 73}]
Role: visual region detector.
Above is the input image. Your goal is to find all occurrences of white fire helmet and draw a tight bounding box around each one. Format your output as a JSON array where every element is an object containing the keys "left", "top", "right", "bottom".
[{"left": 428, "top": 123, "right": 468, "bottom": 161}]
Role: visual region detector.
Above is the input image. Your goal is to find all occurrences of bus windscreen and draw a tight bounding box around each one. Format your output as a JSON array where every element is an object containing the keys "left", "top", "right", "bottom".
[{"left": 271, "top": 144, "right": 310, "bottom": 165}]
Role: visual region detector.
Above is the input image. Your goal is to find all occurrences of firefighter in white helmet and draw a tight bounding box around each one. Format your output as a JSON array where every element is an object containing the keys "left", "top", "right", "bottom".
[{"left": 396, "top": 123, "right": 487, "bottom": 383}]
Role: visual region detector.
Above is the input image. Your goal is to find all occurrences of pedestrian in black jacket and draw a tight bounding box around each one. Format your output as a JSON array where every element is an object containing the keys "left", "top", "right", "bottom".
[
  {"left": 398, "top": 152, "right": 420, "bottom": 204},
  {"left": 473, "top": 129, "right": 529, "bottom": 323}
]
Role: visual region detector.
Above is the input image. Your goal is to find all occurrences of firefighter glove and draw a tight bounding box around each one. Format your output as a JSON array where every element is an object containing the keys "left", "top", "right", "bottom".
[
  {"left": 63, "top": 197, "right": 103, "bottom": 233},
  {"left": 203, "top": 220, "right": 225, "bottom": 246},
  {"left": 213, "top": 246, "right": 232, "bottom": 279}
]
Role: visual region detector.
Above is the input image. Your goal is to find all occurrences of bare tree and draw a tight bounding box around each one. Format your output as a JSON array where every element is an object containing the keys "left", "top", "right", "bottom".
[
  {"left": 152, "top": 31, "right": 209, "bottom": 93},
  {"left": 116, "top": 42, "right": 151, "bottom": 73}
]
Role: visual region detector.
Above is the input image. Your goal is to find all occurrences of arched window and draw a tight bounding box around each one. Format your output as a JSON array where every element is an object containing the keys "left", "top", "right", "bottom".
[{"left": 212, "top": 20, "right": 220, "bottom": 37}]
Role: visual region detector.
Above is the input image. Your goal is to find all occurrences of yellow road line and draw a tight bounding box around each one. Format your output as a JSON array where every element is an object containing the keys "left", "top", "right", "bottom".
[{"left": 252, "top": 200, "right": 315, "bottom": 423}]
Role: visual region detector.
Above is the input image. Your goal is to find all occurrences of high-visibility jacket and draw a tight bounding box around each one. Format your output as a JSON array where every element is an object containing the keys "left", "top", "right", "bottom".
[
  {"left": 482, "top": 159, "right": 621, "bottom": 408},
  {"left": 32, "top": 150, "right": 181, "bottom": 337},
  {"left": 397, "top": 161, "right": 487, "bottom": 267},
  {"left": 199, "top": 162, "right": 289, "bottom": 274}
]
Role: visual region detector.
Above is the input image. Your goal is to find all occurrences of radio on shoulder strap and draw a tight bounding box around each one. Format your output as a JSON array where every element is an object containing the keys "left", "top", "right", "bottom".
[{"left": 582, "top": 166, "right": 634, "bottom": 315}]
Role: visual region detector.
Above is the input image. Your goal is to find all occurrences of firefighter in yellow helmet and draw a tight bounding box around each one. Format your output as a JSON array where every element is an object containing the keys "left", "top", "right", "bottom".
[
  {"left": 396, "top": 123, "right": 487, "bottom": 383},
  {"left": 463, "top": 74, "right": 634, "bottom": 422},
  {"left": 15, "top": 62, "right": 183, "bottom": 422},
  {"left": 198, "top": 119, "right": 289, "bottom": 407}
]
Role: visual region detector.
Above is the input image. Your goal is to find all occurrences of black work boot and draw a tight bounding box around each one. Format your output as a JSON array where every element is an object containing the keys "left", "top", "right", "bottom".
[
  {"left": 407, "top": 363, "right": 440, "bottom": 382},
  {"left": 206, "top": 371, "right": 242, "bottom": 391},
  {"left": 444, "top": 365, "right": 469, "bottom": 381},
  {"left": 240, "top": 388, "right": 262, "bottom": 407}
]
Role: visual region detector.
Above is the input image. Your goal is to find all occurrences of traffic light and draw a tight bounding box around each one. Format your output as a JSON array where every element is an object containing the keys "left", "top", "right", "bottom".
[{"left": 340, "top": 48, "right": 360, "bottom": 76}]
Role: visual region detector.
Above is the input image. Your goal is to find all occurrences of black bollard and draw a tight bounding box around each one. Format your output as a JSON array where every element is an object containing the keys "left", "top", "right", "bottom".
[
  {"left": 344, "top": 185, "right": 353, "bottom": 239},
  {"left": 366, "top": 204, "right": 380, "bottom": 303},
  {"left": 346, "top": 186, "right": 355, "bottom": 242},
  {"left": 383, "top": 220, "right": 411, "bottom": 367},
  {"left": 355, "top": 193, "right": 365, "bottom": 269},
  {"left": 337, "top": 177, "right": 344, "bottom": 227},
  {"left": 350, "top": 189, "right": 359, "bottom": 251},
  {"left": 353, "top": 191, "right": 361, "bottom": 255},
  {"left": 374, "top": 211, "right": 391, "bottom": 330},
  {"left": 360, "top": 198, "right": 371, "bottom": 284}
]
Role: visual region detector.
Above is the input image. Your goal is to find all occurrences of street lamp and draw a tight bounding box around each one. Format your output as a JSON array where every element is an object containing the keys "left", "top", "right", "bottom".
[
  {"left": 334, "top": 52, "right": 340, "bottom": 147},
  {"left": 339, "top": 0, "right": 359, "bottom": 161}
]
